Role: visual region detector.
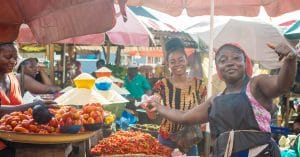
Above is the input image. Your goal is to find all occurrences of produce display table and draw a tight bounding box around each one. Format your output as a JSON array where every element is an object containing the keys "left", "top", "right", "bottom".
[
  {"left": 13, "top": 143, "right": 72, "bottom": 157},
  {"left": 0, "top": 130, "right": 98, "bottom": 157}
]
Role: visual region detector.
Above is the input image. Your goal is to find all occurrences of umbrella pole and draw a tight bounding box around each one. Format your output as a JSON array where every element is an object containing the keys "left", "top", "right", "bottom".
[
  {"left": 204, "top": 0, "right": 215, "bottom": 156},
  {"left": 106, "top": 42, "right": 111, "bottom": 64},
  {"left": 62, "top": 43, "right": 67, "bottom": 86}
]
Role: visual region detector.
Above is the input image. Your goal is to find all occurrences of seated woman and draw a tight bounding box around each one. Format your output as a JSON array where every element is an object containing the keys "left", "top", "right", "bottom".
[
  {"left": 15, "top": 57, "right": 61, "bottom": 94},
  {"left": 16, "top": 58, "right": 52, "bottom": 85}
]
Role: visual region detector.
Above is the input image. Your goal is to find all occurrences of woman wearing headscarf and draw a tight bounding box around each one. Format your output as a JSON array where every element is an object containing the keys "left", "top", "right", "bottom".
[{"left": 144, "top": 42, "right": 297, "bottom": 156}]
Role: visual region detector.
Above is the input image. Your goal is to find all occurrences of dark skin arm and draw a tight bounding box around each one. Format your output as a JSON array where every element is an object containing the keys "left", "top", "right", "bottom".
[
  {"left": 17, "top": 74, "right": 61, "bottom": 94},
  {"left": 0, "top": 101, "right": 37, "bottom": 117},
  {"left": 145, "top": 96, "right": 214, "bottom": 124},
  {"left": 145, "top": 43, "right": 297, "bottom": 124},
  {"left": 251, "top": 43, "right": 297, "bottom": 110},
  {"left": 38, "top": 67, "right": 53, "bottom": 86}
]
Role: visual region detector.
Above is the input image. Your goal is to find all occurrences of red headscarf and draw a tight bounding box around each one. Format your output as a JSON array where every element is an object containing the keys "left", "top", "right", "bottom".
[{"left": 215, "top": 43, "right": 253, "bottom": 80}]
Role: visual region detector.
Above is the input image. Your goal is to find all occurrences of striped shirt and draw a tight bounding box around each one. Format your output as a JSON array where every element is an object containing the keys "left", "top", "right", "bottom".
[{"left": 153, "top": 78, "right": 206, "bottom": 134}]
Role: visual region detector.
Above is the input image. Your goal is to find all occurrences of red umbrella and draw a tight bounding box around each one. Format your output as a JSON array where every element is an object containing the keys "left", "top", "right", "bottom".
[
  {"left": 127, "top": 0, "right": 300, "bottom": 17},
  {"left": 1, "top": 0, "right": 127, "bottom": 43}
]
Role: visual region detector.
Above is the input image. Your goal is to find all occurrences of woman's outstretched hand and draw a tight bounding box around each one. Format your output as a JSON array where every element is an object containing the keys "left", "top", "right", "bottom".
[
  {"left": 267, "top": 43, "right": 297, "bottom": 61},
  {"left": 140, "top": 95, "right": 161, "bottom": 119}
]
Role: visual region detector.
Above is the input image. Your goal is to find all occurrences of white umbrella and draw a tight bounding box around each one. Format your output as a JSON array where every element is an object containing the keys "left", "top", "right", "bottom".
[{"left": 188, "top": 18, "right": 290, "bottom": 69}]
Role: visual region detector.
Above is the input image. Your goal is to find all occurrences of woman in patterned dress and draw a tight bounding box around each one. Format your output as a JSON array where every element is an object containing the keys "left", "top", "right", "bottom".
[{"left": 148, "top": 38, "right": 207, "bottom": 156}]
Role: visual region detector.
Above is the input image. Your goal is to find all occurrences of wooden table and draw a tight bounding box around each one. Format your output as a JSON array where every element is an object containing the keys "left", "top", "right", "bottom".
[{"left": 0, "top": 130, "right": 100, "bottom": 157}]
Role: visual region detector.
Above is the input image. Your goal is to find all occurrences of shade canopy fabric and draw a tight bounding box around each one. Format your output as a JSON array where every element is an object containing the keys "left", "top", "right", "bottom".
[
  {"left": 284, "top": 20, "right": 300, "bottom": 40},
  {"left": 127, "top": 0, "right": 300, "bottom": 17},
  {"left": 17, "top": 24, "right": 105, "bottom": 45},
  {"left": 17, "top": 4, "right": 151, "bottom": 46},
  {"left": 190, "top": 18, "right": 289, "bottom": 69},
  {"left": 138, "top": 16, "right": 180, "bottom": 32},
  {"left": 106, "top": 5, "right": 152, "bottom": 46},
  {"left": 127, "top": 48, "right": 195, "bottom": 57},
  {"left": 1, "top": 0, "right": 126, "bottom": 43}
]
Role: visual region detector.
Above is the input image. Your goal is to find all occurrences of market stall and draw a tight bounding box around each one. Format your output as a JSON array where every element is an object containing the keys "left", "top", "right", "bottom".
[
  {"left": 0, "top": 73, "right": 123, "bottom": 157},
  {"left": 0, "top": 104, "right": 104, "bottom": 157}
]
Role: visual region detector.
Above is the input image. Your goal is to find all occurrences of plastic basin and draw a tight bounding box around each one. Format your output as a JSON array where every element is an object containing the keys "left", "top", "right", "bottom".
[
  {"left": 74, "top": 79, "right": 95, "bottom": 89},
  {"left": 83, "top": 123, "right": 103, "bottom": 131},
  {"left": 60, "top": 125, "right": 81, "bottom": 134},
  {"left": 95, "top": 82, "right": 112, "bottom": 90}
]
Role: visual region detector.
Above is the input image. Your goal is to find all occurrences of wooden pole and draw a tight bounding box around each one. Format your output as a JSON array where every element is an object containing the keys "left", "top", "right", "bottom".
[
  {"left": 284, "top": 94, "right": 290, "bottom": 127},
  {"left": 106, "top": 42, "right": 111, "bottom": 64},
  {"left": 47, "top": 44, "right": 55, "bottom": 83},
  {"left": 62, "top": 43, "right": 67, "bottom": 86}
]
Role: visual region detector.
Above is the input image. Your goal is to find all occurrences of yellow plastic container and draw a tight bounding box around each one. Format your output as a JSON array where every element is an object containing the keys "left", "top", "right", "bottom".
[{"left": 74, "top": 79, "right": 95, "bottom": 89}]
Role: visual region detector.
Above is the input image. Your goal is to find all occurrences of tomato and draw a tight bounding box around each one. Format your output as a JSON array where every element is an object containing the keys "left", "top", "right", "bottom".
[
  {"left": 69, "top": 107, "right": 77, "bottom": 113},
  {"left": 94, "top": 117, "right": 102, "bottom": 123},
  {"left": 0, "top": 125, "right": 8, "bottom": 131},
  {"left": 13, "top": 126, "right": 29, "bottom": 133},
  {"left": 5, "top": 117, "right": 14, "bottom": 125},
  {"left": 65, "top": 117, "right": 73, "bottom": 126},
  {"left": 11, "top": 116, "right": 21, "bottom": 123},
  {"left": 62, "top": 112, "right": 71, "bottom": 121},
  {"left": 38, "top": 129, "right": 49, "bottom": 134},
  {"left": 55, "top": 113, "right": 62, "bottom": 120},
  {"left": 57, "top": 109, "right": 65, "bottom": 114},
  {"left": 10, "top": 111, "right": 21, "bottom": 116},
  {"left": 5, "top": 125, "right": 12, "bottom": 131},
  {"left": 83, "top": 106, "right": 97, "bottom": 113},
  {"left": 10, "top": 121, "right": 18, "bottom": 128},
  {"left": 21, "top": 120, "right": 31, "bottom": 128},
  {"left": 19, "top": 114, "right": 29, "bottom": 121},
  {"left": 90, "top": 111, "right": 98, "bottom": 119},
  {"left": 72, "top": 112, "right": 81, "bottom": 120},
  {"left": 83, "top": 114, "right": 89, "bottom": 119},
  {"left": 87, "top": 117, "right": 95, "bottom": 124},
  {"left": 28, "top": 124, "right": 38, "bottom": 132},
  {"left": 82, "top": 119, "right": 88, "bottom": 124},
  {"left": 49, "top": 118, "right": 58, "bottom": 128}
]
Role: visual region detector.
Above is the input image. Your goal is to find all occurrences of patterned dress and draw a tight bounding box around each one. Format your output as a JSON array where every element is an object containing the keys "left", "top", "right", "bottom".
[{"left": 152, "top": 77, "right": 207, "bottom": 138}]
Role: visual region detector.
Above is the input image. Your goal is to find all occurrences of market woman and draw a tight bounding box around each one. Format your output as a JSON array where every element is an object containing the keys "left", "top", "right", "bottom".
[
  {"left": 0, "top": 43, "right": 51, "bottom": 156},
  {"left": 149, "top": 38, "right": 207, "bottom": 156},
  {"left": 145, "top": 42, "right": 297, "bottom": 156},
  {"left": 15, "top": 57, "right": 61, "bottom": 95}
]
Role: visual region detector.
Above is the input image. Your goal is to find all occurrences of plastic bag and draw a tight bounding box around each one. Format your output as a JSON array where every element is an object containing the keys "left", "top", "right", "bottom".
[
  {"left": 169, "top": 125, "right": 203, "bottom": 153},
  {"left": 116, "top": 111, "right": 138, "bottom": 130}
]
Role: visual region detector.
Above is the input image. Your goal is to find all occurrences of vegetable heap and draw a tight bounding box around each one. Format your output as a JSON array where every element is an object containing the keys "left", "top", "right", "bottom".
[{"left": 90, "top": 131, "right": 172, "bottom": 156}]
